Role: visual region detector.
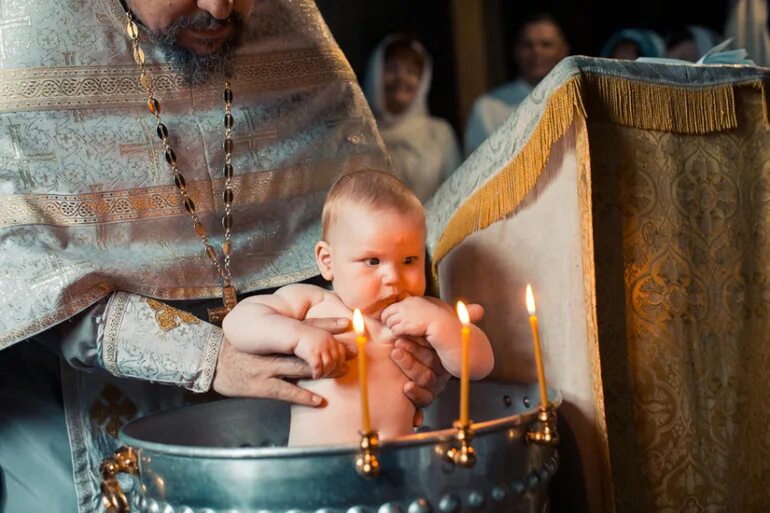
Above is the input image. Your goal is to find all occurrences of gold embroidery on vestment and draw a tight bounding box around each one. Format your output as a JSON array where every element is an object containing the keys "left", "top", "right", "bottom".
[{"left": 146, "top": 298, "right": 201, "bottom": 332}]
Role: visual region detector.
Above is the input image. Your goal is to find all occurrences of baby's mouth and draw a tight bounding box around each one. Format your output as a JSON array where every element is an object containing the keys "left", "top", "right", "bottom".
[
  {"left": 376, "top": 296, "right": 396, "bottom": 308},
  {"left": 365, "top": 296, "right": 398, "bottom": 316},
  {"left": 375, "top": 293, "right": 412, "bottom": 312}
]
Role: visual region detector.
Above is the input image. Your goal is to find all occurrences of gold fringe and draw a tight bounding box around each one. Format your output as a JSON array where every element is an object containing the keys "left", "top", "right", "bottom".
[
  {"left": 433, "top": 73, "right": 746, "bottom": 273},
  {"left": 584, "top": 73, "right": 737, "bottom": 134},
  {"left": 433, "top": 75, "right": 585, "bottom": 274}
]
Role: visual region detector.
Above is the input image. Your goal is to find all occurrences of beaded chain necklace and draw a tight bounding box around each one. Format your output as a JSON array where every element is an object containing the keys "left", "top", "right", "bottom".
[{"left": 125, "top": 12, "right": 237, "bottom": 324}]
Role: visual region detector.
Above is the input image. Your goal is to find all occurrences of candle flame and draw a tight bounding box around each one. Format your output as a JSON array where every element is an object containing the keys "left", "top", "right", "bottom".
[
  {"left": 456, "top": 301, "right": 470, "bottom": 325},
  {"left": 526, "top": 284, "right": 536, "bottom": 315},
  {"left": 353, "top": 308, "right": 365, "bottom": 335}
]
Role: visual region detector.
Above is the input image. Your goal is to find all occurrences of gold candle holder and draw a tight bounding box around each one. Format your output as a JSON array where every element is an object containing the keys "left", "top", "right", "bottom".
[
  {"left": 524, "top": 285, "right": 559, "bottom": 446},
  {"left": 445, "top": 420, "right": 477, "bottom": 468},
  {"left": 100, "top": 446, "right": 138, "bottom": 513},
  {"left": 355, "top": 430, "right": 380, "bottom": 477},
  {"left": 445, "top": 301, "right": 477, "bottom": 468},
  {"left": 526, "top": 404, "right": 559, "bottom": 446}
]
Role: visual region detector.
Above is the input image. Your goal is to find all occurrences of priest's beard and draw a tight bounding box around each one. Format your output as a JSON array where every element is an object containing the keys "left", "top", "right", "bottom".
[{"left": 147, "top": 11, "right": 245, "bottom": 85}]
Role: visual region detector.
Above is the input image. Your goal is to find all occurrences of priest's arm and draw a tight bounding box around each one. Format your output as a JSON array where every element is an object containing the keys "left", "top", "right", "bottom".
[
  {"left": 57, "top": 292, "right": 221, "bottom": 393},
  {"left": 49, "top": 291, "right": 352, "bottom": 405}
]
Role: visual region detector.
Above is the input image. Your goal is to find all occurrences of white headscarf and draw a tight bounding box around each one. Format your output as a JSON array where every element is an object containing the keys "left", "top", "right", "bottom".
[
  {"left": 362, "top": 35, "right": 461, "bottom": 202},
  {"left": 364, "top": 35, "right": 433, "bottom": 127}
]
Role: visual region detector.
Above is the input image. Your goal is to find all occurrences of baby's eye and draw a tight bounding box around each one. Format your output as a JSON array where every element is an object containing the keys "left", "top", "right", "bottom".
[
  {"left": 366, "top": 257, "right": 380, "bottom": 266},
  {"left": 403, "top": 256, "right": 418, "bottom": 265}
]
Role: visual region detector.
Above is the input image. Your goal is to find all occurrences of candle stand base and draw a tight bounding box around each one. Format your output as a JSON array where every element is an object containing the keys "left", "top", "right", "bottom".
[
  {"left": 99, "top": 446, "right": 138, "bottom": 513},
  {"left": 526, "top": 405, "right": 559, "bottom": 446},
  {"left": 355, "top": 430, "right": 380, "bottom": 477},
  {"left": 445, "top": 420, "right": 477, "bottom": 467}
]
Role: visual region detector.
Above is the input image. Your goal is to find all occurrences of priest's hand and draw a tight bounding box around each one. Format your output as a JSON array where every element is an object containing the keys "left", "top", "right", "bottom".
[
  {"left": 212, "top": 317, "right": 351, "bottom": 405},
  {"left": 391, "top": 303, "right": 484, "bottom": 427}
]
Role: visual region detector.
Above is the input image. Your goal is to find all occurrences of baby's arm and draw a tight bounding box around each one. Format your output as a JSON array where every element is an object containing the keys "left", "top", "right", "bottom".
[
  {"left": 222, "top": 284, "right": 348, "bottom": 378},
  {"left": 381, "top": 297, "right": 494, "bottom": 379}
]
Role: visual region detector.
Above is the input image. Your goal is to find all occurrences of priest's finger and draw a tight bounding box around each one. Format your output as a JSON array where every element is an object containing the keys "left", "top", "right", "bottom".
[
  {"left": 391, "top": 345, "right": 437, "bottom": 390},
  {"left": 302, "top": 316, "right": 350, "bottom": 334},
  {"left": 263, "top": 378, "right": 325, "bottom": 406},
  {"left": 267, "top": 354, "right": 314, "bottom": 379},
  {"left": 403, "top": 380, "right": 434, "bottom": 409},
  {"left": 394, "top": 338, "right": 442, "bottom": 374},
  {"left": 413, "top": 408, "right": 424, "bottom": 428}
]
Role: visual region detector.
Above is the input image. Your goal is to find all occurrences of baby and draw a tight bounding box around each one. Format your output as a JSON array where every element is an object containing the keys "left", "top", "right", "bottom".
[{"left": 223, "top": 170, "right": 494, "bottom": 446}]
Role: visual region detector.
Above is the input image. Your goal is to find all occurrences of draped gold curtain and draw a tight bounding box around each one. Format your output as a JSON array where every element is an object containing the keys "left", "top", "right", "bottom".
[{"left": 589, "top": 87, "right": 770, "bottom": 513}]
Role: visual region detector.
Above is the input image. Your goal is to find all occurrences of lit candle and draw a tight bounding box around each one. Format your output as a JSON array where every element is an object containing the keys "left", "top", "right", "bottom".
[
  {"left": 352, "top": 309, "right": 371, "bottom": 433},
  {"left": 526, "top": 284, "right": 549, "bottom": 408},
  {"left": 456, "top": 301, "right": 471, "bottom": 425}
]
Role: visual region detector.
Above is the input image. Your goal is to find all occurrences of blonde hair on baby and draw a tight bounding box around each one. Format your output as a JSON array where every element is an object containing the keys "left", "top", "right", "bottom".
[{"left": 321, "top": 170, "right": 424, "bottom": 239}]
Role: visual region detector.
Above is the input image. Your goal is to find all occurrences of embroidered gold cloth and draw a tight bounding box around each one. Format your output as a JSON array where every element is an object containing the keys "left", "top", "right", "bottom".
[{"left": 590, "top": 88, "right": 770, "bottom": 513}]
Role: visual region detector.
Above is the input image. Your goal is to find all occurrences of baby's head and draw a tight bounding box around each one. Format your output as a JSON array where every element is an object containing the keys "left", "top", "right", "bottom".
[{"left": 316, "top": 170, "right": 426, "bottom": 316}]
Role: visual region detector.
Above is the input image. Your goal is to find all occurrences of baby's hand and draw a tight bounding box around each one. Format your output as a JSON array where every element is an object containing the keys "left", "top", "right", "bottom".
[
  {"left": 381, "top": 296, "right": 449, "bottom": 338},
  {"left": 294, "top": 326, "right": 348, "bottom": 379}
]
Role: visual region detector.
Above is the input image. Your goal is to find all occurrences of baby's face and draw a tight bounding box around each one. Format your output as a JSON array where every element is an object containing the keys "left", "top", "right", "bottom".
[{"left": 320, "top": 204, "right": 426, "bottom": 317}]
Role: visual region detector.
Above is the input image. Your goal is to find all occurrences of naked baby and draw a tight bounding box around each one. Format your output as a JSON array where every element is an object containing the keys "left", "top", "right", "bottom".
[{"left": 223, "top": 170, "right": 494, "bottom": 445}]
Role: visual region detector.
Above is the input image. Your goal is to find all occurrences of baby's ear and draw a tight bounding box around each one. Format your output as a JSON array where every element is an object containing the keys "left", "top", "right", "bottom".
[{"left": 315, "top": 241, "right": 333, "bottom": 281}]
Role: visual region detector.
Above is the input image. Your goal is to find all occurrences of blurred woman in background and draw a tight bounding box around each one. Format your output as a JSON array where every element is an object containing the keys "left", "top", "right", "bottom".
[{"left": 364, "top": 35, "right": 461, "bottom": 203}]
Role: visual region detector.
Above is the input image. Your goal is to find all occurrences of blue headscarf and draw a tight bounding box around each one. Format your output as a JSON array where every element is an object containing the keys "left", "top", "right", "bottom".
[{"left": 600, "top": 29, "right": 666, "bottom": 58}]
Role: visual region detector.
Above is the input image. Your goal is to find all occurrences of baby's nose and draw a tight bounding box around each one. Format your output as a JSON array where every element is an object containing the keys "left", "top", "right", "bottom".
[{"left": 381, "top": 265, "right": 400, "bottom": 285}]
